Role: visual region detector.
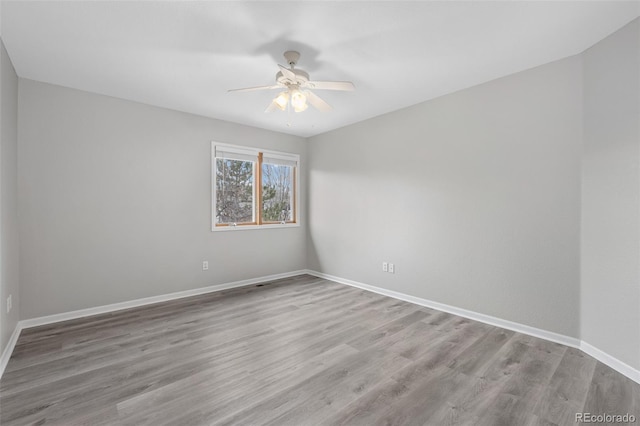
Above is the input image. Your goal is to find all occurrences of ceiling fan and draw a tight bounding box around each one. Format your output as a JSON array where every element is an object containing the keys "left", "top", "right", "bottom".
[{"left": 228, "top": 51, "right": 355, "bottom": 113}]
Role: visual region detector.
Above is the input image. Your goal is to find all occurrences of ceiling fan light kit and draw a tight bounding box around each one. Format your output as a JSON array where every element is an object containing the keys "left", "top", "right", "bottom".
[{"left": 229, "top": 50, "right": 355, "bottom": 114}]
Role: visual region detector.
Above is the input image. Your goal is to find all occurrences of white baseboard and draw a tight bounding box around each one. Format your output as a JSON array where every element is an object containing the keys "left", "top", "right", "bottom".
[
  {"left": 580, "top": 341, "right": 640, "bottom": 384},
  {"left": 20, "top": 270, "right": 307, "bottom": 329},
  {"left": 0, "top": 322, "right": 22, "bottom": 379},
  {"left": 305, "top": 269, "right": 640, "bottom": 385},
  {"left": 304, "top": 270, "right": 581, "bottom": 348}
]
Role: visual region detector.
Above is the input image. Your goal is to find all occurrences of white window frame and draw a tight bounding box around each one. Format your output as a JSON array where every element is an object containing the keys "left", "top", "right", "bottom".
[{"left": 212, "top": 142, "right": 300, "bottom": 231}]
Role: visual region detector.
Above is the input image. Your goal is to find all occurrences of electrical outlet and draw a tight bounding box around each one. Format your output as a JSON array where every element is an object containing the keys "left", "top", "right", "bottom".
[
  {"left": 6, "top": 295, "right": 12, "bottom": 314},
  {"left": 389, "top": 263, "right": 395, "bottom": 274},
  {"left": 382, "top": 262, "right": 388, "bottom": 272},
  {"left": 202, "top": 261, "right": 209, "bottom": 271}
]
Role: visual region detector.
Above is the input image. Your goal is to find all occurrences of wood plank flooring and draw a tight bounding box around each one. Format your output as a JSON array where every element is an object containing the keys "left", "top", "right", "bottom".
[{"left": 0, "top": 274, "right": 638, "bottom": 425}]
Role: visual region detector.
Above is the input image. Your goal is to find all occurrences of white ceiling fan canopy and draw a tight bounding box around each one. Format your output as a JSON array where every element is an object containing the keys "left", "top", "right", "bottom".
[{"left": 283, "top": 50, "right": 301, "bottom": 67}]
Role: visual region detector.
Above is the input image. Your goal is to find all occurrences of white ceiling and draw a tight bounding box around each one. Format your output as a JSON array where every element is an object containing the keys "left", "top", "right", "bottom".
[{"left": 1, "top": 1, "right": 638, "bottom": 137}]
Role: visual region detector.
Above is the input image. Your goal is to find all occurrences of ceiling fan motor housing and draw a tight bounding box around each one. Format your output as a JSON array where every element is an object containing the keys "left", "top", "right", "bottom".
[{"left": 275, "top": 69, "right": 309, "bottom": 87}]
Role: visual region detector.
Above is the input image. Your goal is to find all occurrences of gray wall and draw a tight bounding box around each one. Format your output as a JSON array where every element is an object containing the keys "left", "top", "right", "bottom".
[
  {"left": 18, "top": 79, "right": 306, "bottom": 319},
  {"left": 581, "top": 19, "right": 640, "bottom": 369},
  {"left": 307, "top": 56, "right": 583, "bottom": 338},
  {"left": 1, "top": 39, "right": 19, "bottom": 354}
]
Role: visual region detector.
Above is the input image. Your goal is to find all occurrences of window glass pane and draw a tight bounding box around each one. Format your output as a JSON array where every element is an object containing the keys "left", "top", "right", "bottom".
[
  {"left": 216, "top": 158, "right": 254, "bottom": 224},
  {"left": 262, "top": 163, "right": 294, "bottom": 222}
]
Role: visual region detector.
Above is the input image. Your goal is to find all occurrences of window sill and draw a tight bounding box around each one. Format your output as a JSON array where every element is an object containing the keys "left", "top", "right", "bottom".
[{"left": 212, "top": 223, "right": 301, "bottom": 232}]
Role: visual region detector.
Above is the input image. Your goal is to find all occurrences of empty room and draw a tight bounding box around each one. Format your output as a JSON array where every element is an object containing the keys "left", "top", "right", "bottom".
[{"left": 0, "top": 1, "right": 639, "bottom": 425}]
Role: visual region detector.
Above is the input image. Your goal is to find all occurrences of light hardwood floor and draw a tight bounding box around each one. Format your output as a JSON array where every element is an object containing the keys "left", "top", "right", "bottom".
[{"left": 1, "top": 275, "right": 638, "bottom": 425}]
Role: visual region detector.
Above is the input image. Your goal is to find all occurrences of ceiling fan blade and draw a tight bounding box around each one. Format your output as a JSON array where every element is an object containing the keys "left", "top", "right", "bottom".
[
  {"left": 304, "top": 81, "right": 355, "bottom": 91},
  {"left": 278, "top": 64, "right": 297, "bottom": 81},
  {"left": 265, "top": 100, "right": 279, "bottom": 113},
  {"left": 228, "top": 85, "right": 281, "bottom": 93},
  {"left": 306, "top": 90, "right": 332, "bottom": 112}
]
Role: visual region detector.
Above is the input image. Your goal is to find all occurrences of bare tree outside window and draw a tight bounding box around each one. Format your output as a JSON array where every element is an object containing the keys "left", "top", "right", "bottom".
[{"left": 262, "top": 163, "right": 293, "bottom": 222}]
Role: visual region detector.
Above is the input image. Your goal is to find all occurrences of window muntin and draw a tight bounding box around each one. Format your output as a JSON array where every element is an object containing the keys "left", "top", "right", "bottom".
[{"left": 212, "top": 143, "right": 299, "bottom": 229}]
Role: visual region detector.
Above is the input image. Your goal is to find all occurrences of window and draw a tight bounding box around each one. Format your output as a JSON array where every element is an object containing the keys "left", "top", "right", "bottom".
[{"left": 212, "top": 143, "right": 299, "bottom": 230}]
